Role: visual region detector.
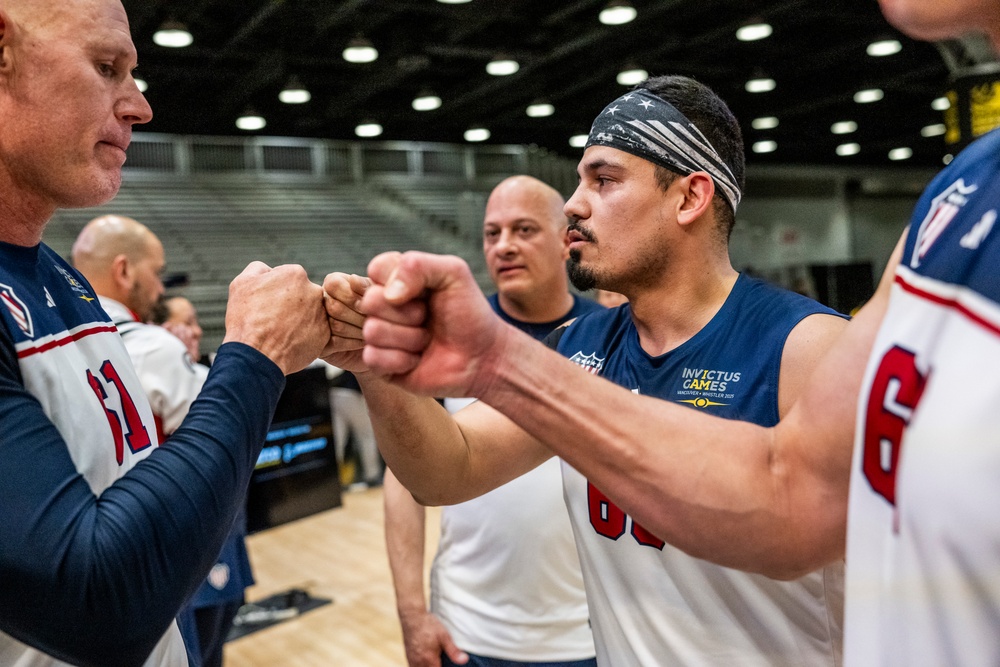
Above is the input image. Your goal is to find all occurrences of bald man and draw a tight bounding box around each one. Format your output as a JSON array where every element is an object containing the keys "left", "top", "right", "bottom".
[
  {"left": 383, "top": 176, "right": 601, "bottom": 667},
  {"left": 0, "top": 2, "right": 330, "bottom": 665},
  {"left": 73, "top": 216, "right": 201, "bottom": 440}
]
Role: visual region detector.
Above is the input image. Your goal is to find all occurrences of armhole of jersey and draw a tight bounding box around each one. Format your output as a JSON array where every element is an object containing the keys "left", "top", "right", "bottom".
[{"left": 543, "top": 323, "right": 569, "bottom": 351}]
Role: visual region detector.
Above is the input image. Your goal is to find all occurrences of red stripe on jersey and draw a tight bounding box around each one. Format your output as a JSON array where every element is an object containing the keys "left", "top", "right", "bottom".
[
  {"left": 895, "top": 273, "right": 1000, "bottom": 337},
  {"left": 17, "top": 324, "right": 120, "bottom": 359}
]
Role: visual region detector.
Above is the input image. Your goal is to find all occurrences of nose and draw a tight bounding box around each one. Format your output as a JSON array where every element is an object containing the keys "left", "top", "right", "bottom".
[
  {"left": 119, "top": 78, "right": 154, "bottom": 126},
  {"left": 564, "top": 182, "right": 588, "bottom": 222},
  {"left": 494, "top": 228, "right": 517, "bottom": 255}
]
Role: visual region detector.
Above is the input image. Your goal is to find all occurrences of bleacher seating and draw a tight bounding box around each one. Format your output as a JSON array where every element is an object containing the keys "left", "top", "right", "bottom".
[{"left": 44, "top": 176, "right": 492, "bottom": 351}]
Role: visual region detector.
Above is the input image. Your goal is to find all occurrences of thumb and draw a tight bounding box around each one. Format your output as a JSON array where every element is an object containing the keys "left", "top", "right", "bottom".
[
  {"left": 439, "top": 629, "right": 468, "bottom": 665},
  {"left": 378, "top": 252, "right": 467, "bottom": 304}
]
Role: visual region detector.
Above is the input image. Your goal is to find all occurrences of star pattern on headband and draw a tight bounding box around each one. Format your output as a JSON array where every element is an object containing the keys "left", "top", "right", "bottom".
[
  {"left": 622, "top": 94, "right": 634, "bottom": 101},
  {"left": 639, "top": 99, "right": 654, "bottom": 110},
  {"left": 607, "top": 105, "right": 620, "bottom": 115}
]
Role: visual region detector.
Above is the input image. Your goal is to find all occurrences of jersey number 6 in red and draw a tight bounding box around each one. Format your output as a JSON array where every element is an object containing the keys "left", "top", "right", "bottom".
[
  {"left": 588, "top": 482, "right": 665, "bottom": 550},
  {"left": 862, "top": 346, "right": 928, "bottom": 505},
  {"left": 87, "top": 360, "right": 152, "bottom": 465}
]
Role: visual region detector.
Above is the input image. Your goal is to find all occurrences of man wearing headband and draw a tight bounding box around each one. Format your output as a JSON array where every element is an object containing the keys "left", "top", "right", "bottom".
[{"left": 325, "top": 75, "right": 848, "bottom": 665}]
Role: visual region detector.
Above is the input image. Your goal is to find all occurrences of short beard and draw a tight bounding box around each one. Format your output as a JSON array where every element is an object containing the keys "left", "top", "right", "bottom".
[{"left": 567, "top": 252, "right": 598, "bottom": 291}]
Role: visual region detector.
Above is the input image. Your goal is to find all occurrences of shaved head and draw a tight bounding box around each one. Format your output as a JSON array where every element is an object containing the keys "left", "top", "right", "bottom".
[
  {"left": 72, "top": 214, "right": 165, "bottom": 319},
  {"left": 486, "top": 175, "right": 567, "bottom": 233},
  {"left": 72, "top": 214, "right": 155, "bottom": 271}
]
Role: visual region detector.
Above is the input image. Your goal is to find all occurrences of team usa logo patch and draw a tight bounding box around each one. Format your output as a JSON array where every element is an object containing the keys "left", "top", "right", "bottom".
[
  {"left": 569, "top": 351, "right": 605, "bottom": 375},
  {"left": 0, "top": 283, "right": 33, "bottom": 338},
  {"left": 910, "top": 178, "right": 978, "bottom": 268}
]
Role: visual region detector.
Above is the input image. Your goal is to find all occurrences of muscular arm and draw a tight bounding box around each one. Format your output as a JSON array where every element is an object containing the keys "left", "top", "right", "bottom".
[
  {"left": 0, "top": 342, "right": 283, "bottom": 667},
  {"left": 475, "top": 244, "right": 898, "bottom": 579},
  {"left": 361, "top": 237, "right": 904, "bottom": 579},
  {"left": 777, "top": 312, "right": 850, "bottom": 419},
  {"left": 384, "top": 469, "right": 468, "bottom": 667},
  {"left": 360, "top": 374, "right": 551, "bottom": 506}
]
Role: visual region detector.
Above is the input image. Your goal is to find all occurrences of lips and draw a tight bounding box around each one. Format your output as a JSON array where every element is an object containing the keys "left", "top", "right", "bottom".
[{"left": 567, "top": 225, "right": 595, "bottom": 244}]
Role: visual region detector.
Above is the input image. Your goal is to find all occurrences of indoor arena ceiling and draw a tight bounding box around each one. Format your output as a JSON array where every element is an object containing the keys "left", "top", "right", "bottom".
[{"left": 121, "top": 0, "right": 961, "bottom": 168}]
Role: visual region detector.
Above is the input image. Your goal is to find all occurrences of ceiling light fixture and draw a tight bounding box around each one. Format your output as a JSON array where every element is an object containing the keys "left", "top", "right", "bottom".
[
  {"left": 134, "top": 78, "right": 148, "bottom": 93},
  {"left": 599, "top": 1, "right": 637, "bottom": 26},
  {"left": 921, "top": 123, "right": 946, "bottom": 137},
  {"left": 745, "top": 78, "right": 776, "bottom": 93},
  {"left": 464, "top": 127, "right": 490, "bottom": 142},
  {"left": 854, "top": 88, "right": 884, "bottom": 103},
  {"left": 569, "top": 134, "right": 588, "bottom": 148},
  {"left": 831, "top": 120, "right": 858, "bottom": 134},
  {"left": 616, "top": 68, "right": 648, "bottom": 86},
  {"left": 888, "top": 147, "right": 913, "bottom": 161},
  {"left": 412, "top": 91, "right": 442, "bottom": 111},
  {"left": 526, "top": 102, "right": 555, "bottom": 118},
  {"left": 867, "top": 39, "right": 902, "bottom": 57},
  {"left": 278, "top": 77, "right": 311, "bottom": 104},
  {"left": 355, "top": 122, "right": 383, "bottom": 138},
  {"left": 153, "top": 20, "right": 193, "bottom": 48},
  {"left": 943, "top": 154, "right": 954, "bottom": 165},
  {"left": 931, "top": 96, "right": 951, "bottom": 111},
  {"left": 736, "top": 23, "right": 772, "bottom": 42},
  {"left": 751, "top": 116, "right": 779, "bottom": 130},
  {"left": 486, "top": 57, "right": 519, "bottom": 76},
  {"left": 836, "top": 142, "right": 861, "bottom": 156},
  {"left": 752, "top": 140, "right": 777, "bottom": 153},
  {"left": 343, "top": 37, "right": 378, "bottom": 63},
  {"left": 235, "top": 111, "right": 266, "bottom": 131}
]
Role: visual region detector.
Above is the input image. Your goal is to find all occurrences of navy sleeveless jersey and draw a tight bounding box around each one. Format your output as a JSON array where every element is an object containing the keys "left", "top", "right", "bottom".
[
  {"left": 554, "top": 274, "right": 844, "bottom": 425},
  {"left": 550, "top": 274, "right": 847, "bottom": 665},
  {"left": 488, "top": 292, "right": 602, "bottom": 341}
]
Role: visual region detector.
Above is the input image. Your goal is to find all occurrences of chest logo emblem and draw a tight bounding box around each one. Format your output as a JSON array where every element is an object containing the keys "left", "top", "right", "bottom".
[
  {"left": 569, "top": 351, "right": 605, "bottom": 375},
  {"left": 911, "top": 178, "right": 978, "bottom": 268},
  {"left": 0, "top": 283, "right": 33, "bottom": 338}
]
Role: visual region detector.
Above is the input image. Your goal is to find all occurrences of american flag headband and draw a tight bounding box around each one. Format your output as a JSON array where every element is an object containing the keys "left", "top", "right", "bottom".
[{"left": 585, "top": 89, "right": 741, "bottom": 212}]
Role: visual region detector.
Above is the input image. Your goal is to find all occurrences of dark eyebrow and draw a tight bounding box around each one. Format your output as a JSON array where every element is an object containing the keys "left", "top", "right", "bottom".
[{"left": 578, "top": 158, "right": 625, "bottom": 175}]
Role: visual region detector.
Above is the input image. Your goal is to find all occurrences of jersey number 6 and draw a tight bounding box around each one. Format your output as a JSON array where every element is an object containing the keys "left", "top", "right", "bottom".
[
  {"left": 862, "top": 345, "right": 928, "bottom": 506},
  {"left": 86, "top": 360, "right": 152, "bottom": 465},
  {"left": 588, "top": 482, "right": 665, "bottom": 549}
]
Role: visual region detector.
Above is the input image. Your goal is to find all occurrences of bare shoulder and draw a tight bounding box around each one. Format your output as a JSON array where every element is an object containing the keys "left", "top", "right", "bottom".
[{"left": 777, "top": 312, "right": 850, "bottom": 418}]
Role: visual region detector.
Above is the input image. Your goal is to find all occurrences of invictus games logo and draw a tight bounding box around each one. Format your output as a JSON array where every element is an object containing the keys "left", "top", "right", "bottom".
[
  {"left": 674, "top": 366, "right": 742, "bottom": 408},
  {"left": 911, "top": 178, "right": 978, "bottom": 268},
  {"left": 54, "top": 264, "right": 89, "bottom": 295},
  {"left": 569, "top": 351, "right": 605, "bottom": 375}
]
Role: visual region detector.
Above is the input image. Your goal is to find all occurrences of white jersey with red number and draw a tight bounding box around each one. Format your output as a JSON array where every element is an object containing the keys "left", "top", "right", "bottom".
[
  {"left": 0, "top": 248, "right": 187, "bottom": 665},
  {"left": 100, "top": 297, "right": 208, "bottom": 440},
  {"left": 845, "top": 128, "right": 1000, "bottom": 665}
]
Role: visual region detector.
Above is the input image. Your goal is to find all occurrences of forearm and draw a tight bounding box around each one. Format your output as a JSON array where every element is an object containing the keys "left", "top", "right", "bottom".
[
  {"left": 358, "top": 374, "right": 475, "bottom": 505},
  {"left": 383, "top": 469, "right": 429, "bottom": 616},
  {"left": 0, "top": 342, "right": 283, "bottom": 666},
  {"left": 478, "top": 320, "right": 868, "bottom": 577}
]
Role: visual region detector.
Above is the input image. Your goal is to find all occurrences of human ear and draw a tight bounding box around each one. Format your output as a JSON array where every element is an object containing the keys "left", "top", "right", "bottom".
[{"left": 675, "top": 172, "right": 715, "bottom": 228}]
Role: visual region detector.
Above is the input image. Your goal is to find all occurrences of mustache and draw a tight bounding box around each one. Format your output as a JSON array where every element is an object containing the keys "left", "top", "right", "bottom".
[{"left": 568, "top": 222, "right": 596, "bottom": 243}]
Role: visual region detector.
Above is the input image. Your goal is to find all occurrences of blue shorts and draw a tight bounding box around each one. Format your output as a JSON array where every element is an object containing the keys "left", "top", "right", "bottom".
[{"left": 441, "top": 653, "right": 597, "bottom": 667}]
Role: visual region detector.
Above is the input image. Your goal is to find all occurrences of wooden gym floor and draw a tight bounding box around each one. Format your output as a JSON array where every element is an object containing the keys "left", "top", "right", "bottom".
[{"left": 225, "top": 487, "right": 440, "bottom": 666}]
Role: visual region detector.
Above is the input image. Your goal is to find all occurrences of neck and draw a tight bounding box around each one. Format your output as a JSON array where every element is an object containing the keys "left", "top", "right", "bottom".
[
  {"left": 0, "top": 189, "right": 56, "bottom": 247},
  {"left": 497, "top": 286, "right": 575, "bottom": 324},
  {"left": 626, "top": 250, "right": 738, "bottom": 356}
]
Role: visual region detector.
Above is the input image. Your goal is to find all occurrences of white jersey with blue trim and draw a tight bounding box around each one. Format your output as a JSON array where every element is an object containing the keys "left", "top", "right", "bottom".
[
  {"left": 0, "top": 243, "right": 186, "bottom": 666},
  {"left": 846, "top": 127, "right": 1000, "bottom": 666}
]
